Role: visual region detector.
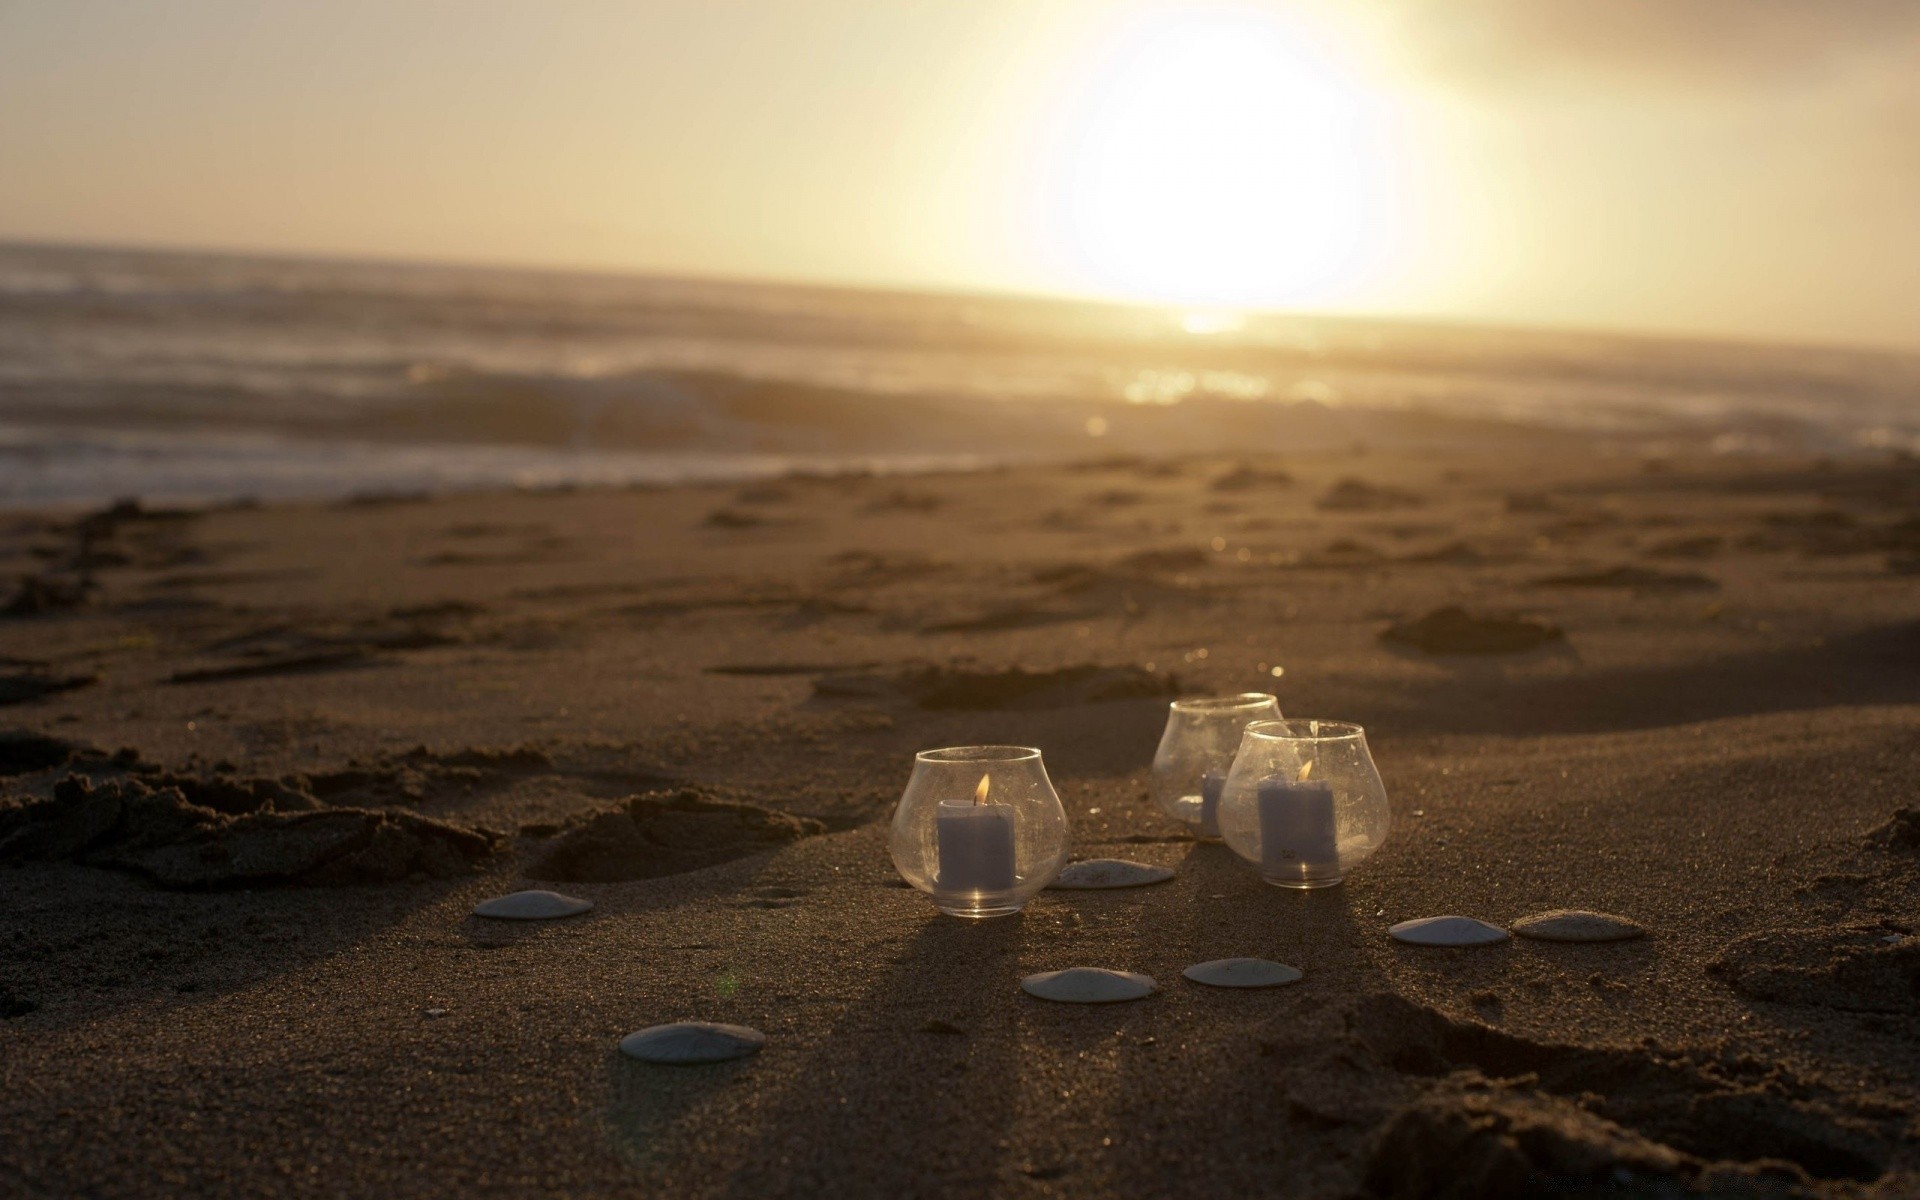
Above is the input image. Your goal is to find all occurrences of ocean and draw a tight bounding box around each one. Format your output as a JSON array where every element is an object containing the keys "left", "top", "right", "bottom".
[{"left": 2, "top": 240, "right": 1915, "bottom": 509}]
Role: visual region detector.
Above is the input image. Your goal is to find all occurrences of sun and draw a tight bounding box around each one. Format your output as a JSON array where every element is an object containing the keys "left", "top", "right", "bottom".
[{"left": 1032, "top": 4, "right": 1399, "bottom": 310}]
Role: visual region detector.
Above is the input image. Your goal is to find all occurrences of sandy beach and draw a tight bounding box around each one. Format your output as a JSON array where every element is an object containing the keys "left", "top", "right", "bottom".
[{"left": 3, "top": 440, "right": 1918, "bottom": 1197}]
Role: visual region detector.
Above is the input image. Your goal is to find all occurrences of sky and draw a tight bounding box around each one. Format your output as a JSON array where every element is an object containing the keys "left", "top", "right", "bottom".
[{"left": 0, "top": 0, "right": 1916, "bottom": 349}]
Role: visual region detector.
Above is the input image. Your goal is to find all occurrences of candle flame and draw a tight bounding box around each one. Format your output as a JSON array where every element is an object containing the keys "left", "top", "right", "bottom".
[
  {"left": 975, "top": 774, "right": 991, "bottom": 805},
  {"left": 1297, "top": 759, "right": 1314, "bottom": 782}
]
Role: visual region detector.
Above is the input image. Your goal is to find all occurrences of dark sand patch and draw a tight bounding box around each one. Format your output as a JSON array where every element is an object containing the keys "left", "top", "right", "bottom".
[
  {"left": 733, "top": 484, "right": 791, "bottom": 504},
  {"left": 919, "top": 604, "right": 1103, "bottom": 634},
  {"left": 1300, "top": 538, "right": 1387, "bottom": 568},
  {"left": 388, "top": 599, "right": 487, "bottom": 620},
  {"left": 1399, "top": 541, "right": 1520, "bottom": 567},
  {"left": 703, "top": 507, "right": 781, "bottom": 529},
  {"left": 1380, "top": 607, "right": 1566, "bottom": 656},
  {"left": 1505, "top": 491, "right": 1561, "bottom": 514},
  {"left": 170, "top": 650, "right": 373, "bottom": 683},
  {"left": 1318, "top": 477, "right": 1423, "bottom": 512},
  {"left": 1532, "top": 565, "right": 1720, "bottom": 592},
  {"left": 824, "top": 549, "right": 950, "bottom": 585},
  {"left": 1111, "top": 547, "right": 1209, "bottom": 574},
  {"left": 146, "top": 568, "right": 315, "bottom": 590},
  {"left": 527, "top": 788, "right": 823, "bottom": 883},
  {"left": 0, "top": 730, "right": 97, "bottom": 775},
  {"left": 0, "top": 670, "right": 96, "bottom": 707},
  {"left": 1210, "top": 463, "right": 1293, "bottom": 491},
  {"left": 0, "top": 774, "right": 502, "bottom": 888},
  {"left": 863, "top": 489, "right": 944, "bottom": 513},
  {"left": 168, "top": 622, "right": 463, "bottom": 684},
  {"left": 3, "top": 574, "right": 93, "bottom": 617},
  {"left": 813, "top": 663, "right": 1180, "bottom": 711},
  {"left": 706, "top": 661, "right": 884, "bottom": 677},
  {"left": 1644, "top": 534, "right": 1726, "bottom": 560}
]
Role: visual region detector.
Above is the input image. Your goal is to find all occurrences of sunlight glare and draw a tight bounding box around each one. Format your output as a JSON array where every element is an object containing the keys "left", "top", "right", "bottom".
[{"left": 1036, "top": 4, "right": 1400, "bottom": 309}]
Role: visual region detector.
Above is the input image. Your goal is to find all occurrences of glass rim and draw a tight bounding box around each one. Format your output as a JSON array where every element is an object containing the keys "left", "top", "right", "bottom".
[
  {"left": 1170, "top": 692, "right": 1277, "bottom": 713},
  {"left": 1244, "top": 718, "right": 1365, "bottom": 743},
  {"left": 915, "top": 745, "right": 1042, "bottom": 764}
]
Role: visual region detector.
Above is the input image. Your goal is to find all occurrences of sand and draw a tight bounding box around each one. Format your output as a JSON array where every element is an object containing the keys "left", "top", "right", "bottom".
[{"left": 2, "top": 444, "right": 1919, "bottom": 1197}]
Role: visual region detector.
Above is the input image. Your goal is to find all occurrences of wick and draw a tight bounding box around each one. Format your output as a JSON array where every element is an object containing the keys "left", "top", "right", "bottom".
[
  {"left": 1297, "top": 760, "right": 1314, "bottom": 782},
  {"left": 974, "top": 774, "right": 991, "bottom": 806}
]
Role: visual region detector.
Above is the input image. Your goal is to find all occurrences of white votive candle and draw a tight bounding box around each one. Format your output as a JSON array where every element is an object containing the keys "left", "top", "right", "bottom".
[
  {"left": 1258, "top": 776, "right": 1337, "bottom": 873},
  {"left": 1198, "top": 768, "right": 1226, "bottom": 838},
  {"left": 936, "top": 801, "right": 1015, "bottom": 892}
]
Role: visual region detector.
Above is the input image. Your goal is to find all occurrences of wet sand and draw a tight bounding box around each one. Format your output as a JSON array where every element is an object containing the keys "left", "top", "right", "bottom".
[{"left": 3, "top": 443, "right": 1919, "bottom": 1197}]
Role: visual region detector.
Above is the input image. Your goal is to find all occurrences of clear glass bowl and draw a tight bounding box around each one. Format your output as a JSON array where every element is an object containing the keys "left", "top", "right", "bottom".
[
  {"left": 888, "top": 746, "right": 1071, "bottom": 918},
  {"left": 1218, "top": 719, "right": 1390, "bottom": 888},
  {"left": 1150, "top": 693, "right": 1282, "bottom": 839}
]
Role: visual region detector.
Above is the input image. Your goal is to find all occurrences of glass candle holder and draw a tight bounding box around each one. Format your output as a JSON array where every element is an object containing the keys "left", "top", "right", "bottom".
[
  {"left": 888, "top": 746, "right": 1070, "bottom": 918},
  {"left": 1218, "top": 719, "right": 1390, "bottom": 889},
  {"left": 1151, "top": 693, "right": 1282, "bottom": 839}
]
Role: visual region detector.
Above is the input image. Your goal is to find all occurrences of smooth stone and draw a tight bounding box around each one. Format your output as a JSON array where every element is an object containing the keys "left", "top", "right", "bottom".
[
  {"left": 472, "top": 889, "right": 594, "bottom": 920},
  {"left": 1021, "top": 968, "right": 1157, "bottom": 1004},
  {"left": 1049, "top": 859, "right": 1175, "bottom": 889},
  {"left": 1389, "top": 916, "right": 1510, "bottom": 947},
  {"left": 1512, "top": 910, "right": 1646, "bottom": 943},
  {"left": 1182, "top": 958, "right": 1304, "bottom": 988},
  {"left": 618, "top": 1022, "right": 766, "bottom": 1064}
]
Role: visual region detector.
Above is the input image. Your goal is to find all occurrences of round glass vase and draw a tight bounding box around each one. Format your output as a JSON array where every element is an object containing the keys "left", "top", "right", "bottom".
[
  {"left": 1150, "top": 693, "right": 1282, "bottom": 839},
  {"left": 888, "top": 746, "right": 1071, "bottom": 918},
  {"left": 1218, "top": 719, "right": 1390, "bottom": 889}
]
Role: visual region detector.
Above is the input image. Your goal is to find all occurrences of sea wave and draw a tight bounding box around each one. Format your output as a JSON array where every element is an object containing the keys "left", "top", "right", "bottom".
[{"left": 0, "top": 240, "right": 1916, "bottom": 507}]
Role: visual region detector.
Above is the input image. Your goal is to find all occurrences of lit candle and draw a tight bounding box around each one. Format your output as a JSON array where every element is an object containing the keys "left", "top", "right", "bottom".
[
  {"left": 1198, "top": 767, "right": 1225, "bottom": 838},
  {"left": 1258, "top": 760, "right": 1337, "bottom": 874},
  {"left": 936, "top": 774, "right": 1016, "bottom": 893}
]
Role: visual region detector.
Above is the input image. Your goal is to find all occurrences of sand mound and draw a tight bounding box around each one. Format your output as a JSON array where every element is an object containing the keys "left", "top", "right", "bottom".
[
  {"left": 813, "top": 663, "right": 1179, "bottom": 710},
  {"left": 0, "top": 774, "right": 502, "bottom": 888},
  {"left": 1709, "top": 925, "right": 1920, "bottom": 1015},
  {"left": 1708, "top": 808, "right": 1920, "bottom": 1015},
  {"left": 1381, "top": 607, "right": 1566, "bottom": 655},
  {"left": 1366, "top": 1079, "right": 1693, "bottom": 1199},
  {"left": 1352, "top": 994, "right": 1891, "bottom": 1189},
  {"left": 1867, "top": 808, "right": 1920, "bottom": 854},
  {"left": 527, "top": 788, "right": 823, "bottom": 882}
]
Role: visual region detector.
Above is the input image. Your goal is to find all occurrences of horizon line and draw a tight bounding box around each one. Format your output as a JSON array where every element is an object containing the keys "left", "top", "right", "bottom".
[{"left": 4, "top": 230, "right": 1916, "bottom": 361}]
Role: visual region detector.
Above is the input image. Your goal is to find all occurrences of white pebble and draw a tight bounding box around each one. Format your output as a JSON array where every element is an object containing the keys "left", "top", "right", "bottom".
[
  {"left": 619, "top": 1022, "right": 765, "bottom": 1064},
  {"left": 1021, "top": 968, "right": 1157, "bottom": 1003},
  {"left": 1048, "top": 859, "right": 1175, "bottom": 889},
  {"left": 1511, "top": 910, "right": 1645, "bottom": 943},
  {"left": 472, "top": 890, "right": 594, "bottom": 920},
  {"left": 1389, "top": 916, "right": 1510, "bottom": 947},
  {"left": 1182, "top": 958, "right": 1303, "bottom": 988}
]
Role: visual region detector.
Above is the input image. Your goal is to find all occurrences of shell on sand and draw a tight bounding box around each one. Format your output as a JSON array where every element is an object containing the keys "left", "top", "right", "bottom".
[
  {"left": 472, "top": 890, "right": 594, "bottom": 920},
  {"left": 1512, "top": 910, "right": 1645, "bottom": 943},
  {"left": 1049, "top": 859, "right": 1175, "bottom": 890},
  {"left": 1181, "top": 958, "right": 1304, "bottom": 988},
  {"left": 619, "top": 1022, "right": 766, "bottom": 1064},
  {"left": 1389, "top": 916, "right": 1510, "bottom": 947},
  {"left": 1021, "top": 968, "right": 1157, "bottom": 1004}
]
